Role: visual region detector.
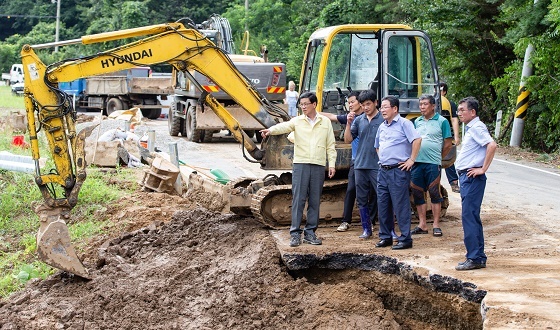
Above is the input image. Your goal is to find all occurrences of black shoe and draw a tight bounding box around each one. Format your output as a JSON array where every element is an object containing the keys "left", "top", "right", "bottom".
[
  {"left": 392, "top": 241, "right": 413, "bottom": 250},
  {"left": 358, "top": 231, "right": 372, "bottom": 240},
  {"left": 375, "top": 239, "right": 393, "bottom": 248},
  {"left": 289, "top": 234, "right": 301, "bottom": 247},
  {"left": 455, "top": 259, "right": 486, "bottom": 270},
  {"left": 303, "top": 234, "right": 322, "bottom": 245}
]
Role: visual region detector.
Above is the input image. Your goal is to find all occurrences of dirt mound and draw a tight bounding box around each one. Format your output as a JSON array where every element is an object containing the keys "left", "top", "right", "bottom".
[
  {"left": 0, "top": 172, "right": 483, "bottom": 329},
  {"left": 0, "top": 207, "right": 417, "bottom": 329}
]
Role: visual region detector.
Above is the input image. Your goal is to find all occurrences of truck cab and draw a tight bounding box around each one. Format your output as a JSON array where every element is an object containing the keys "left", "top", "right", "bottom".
[{"left": 9, "top": 64, "right": 24, "bottom": 85}]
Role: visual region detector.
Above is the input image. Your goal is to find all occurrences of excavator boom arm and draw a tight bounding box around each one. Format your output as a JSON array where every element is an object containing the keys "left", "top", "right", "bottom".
[
  {"left": 26, "top": 25, "right": 284, "bottom": 126},
  {"left": 23, "top": 24, "right": 286, "bottom": 161}
]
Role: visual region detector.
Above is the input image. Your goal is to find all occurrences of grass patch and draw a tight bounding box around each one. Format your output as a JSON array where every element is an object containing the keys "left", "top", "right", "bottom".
[
  {"left": 0, "top": 152, "right": 138, "bottom": 298},
  {"left": 0, "top": 170, "right": 40, "bottom": 235},
  {"left": 535, "top": 153, "right": 553, "bottom": 162},
  {"left": 0, "top": 85, "right": 25, "bottom": 114}
]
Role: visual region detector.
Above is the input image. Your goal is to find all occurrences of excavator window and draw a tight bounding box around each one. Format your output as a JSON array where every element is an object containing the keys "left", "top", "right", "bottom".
[
  {"left": 302, "top": 40, "right": 324, "bottom": 93},
  {"left": 386, "top": 35, "right": 436, "bottom": 98},
  {"left": 323, "top": 33, "right": 378, "bottom": 92},
  {"left": 301, "top": 32, "right": 379, "bottom": 114}
]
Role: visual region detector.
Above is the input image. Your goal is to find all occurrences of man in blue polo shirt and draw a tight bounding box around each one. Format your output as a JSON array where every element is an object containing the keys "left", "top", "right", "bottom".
[
  {"left": 322, "top": 91, "right": 375, "bottom": 232},
  {"left": 344, "top": 89, "right": 383, "bottom": 239},
  {"left": 410, "top": 95, "right": 452, "bottom": 237},
  {"left": 374, "top": 96, "right": 421, "bottom": 250},
  {"left": 454, "top": 97, "right": 496, "bottom": 270}
]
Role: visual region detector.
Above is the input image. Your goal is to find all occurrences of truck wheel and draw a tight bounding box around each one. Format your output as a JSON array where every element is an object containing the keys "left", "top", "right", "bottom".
[
  {"left": 244, "top": 130, "right": 255, "bottom": 138},
  {"left": 141, "top": 108, "right": 162, "bottom": 120},
  {"left": 203, "top": 129, "right": 213, "bottom": 143},
  {"left": 106, "top": 98, "right": 123, "bottom": 116},
  {"left": 245, "top": 130, "right": 262, "bottom": 142},
  {"left": 168, "top": 102, "right": 182, "bottom": 136},
  {"left": 185, "top": 106, "right": 203, "bottom": 142}
]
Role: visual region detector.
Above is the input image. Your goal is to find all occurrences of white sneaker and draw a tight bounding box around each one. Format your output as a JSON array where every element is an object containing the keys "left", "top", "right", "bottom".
[{"left": 337, "top": 222, "right": 350, "bottom": 232}]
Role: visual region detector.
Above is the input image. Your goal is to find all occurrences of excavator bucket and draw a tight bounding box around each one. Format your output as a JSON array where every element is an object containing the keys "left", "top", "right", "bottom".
[{"left": 35, "top": 204, "right": 90, "bottom": 279}]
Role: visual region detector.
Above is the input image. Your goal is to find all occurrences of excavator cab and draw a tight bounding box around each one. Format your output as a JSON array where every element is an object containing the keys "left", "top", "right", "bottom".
[
  {"left": 294, "top": 25, "right": 451, "bottom": 222},
  {"left": 299, "top": 25, "right": 440, "bottom": 128}
]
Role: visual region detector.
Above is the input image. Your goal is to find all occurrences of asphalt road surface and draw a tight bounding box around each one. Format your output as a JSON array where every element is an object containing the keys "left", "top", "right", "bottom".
[{"left": 481, "top": 157, "right": 560, "bottom": 236}]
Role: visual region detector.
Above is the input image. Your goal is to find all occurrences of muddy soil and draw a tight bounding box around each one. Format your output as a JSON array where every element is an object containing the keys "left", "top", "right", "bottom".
[{"left": 0, "top": 188, "right": 481, "bottom": 330}]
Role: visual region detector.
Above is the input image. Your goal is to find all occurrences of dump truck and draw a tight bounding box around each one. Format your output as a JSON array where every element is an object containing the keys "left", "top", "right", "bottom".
[{"left": 58, "top": 66, "right": 173, "bottom": 119}]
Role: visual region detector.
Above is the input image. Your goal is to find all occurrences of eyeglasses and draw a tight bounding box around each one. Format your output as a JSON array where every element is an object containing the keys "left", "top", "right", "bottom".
[
  {"left": 457, "top": 109, "right": 473, "bottom": 113},
  {"left": 299, "top": 102, "right": 313, "bottom": 107},
  {"left": 379, "top": 105, "right": 394, "bottom": 110}
]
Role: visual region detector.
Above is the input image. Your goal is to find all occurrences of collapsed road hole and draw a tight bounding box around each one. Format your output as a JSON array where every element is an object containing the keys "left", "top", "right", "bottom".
[{"left": 286, "top": 253, "right": 485, "bottom": 330}]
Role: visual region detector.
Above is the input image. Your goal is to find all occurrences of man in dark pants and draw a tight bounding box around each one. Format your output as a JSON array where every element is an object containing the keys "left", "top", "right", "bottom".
[
  {"left": 260, "top": 92, "right": 337, "bottom": 247},
  {"left": 344, "top": 89, "right": 383, "bottom": 239},
  {"left": 440, "top": 82, "right": 461, "bottom": 193},
  {"left": 322, "top": 91, "right": 375, "bottom": 232},
  {"left": 374, "top": 96, "right": 421, "bottom": 250},
  {"left": 454, "top": 97, "right": 496, "bottom": 270}
]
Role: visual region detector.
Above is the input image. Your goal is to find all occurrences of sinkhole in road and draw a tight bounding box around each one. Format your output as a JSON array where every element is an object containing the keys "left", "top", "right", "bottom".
[{"left": 285, "top": 252, "right": 485, "bottom": 329}]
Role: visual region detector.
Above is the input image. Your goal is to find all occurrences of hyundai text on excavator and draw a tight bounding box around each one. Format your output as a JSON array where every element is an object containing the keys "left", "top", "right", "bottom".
[{"left": 21, "top": 22, "right": 442, "bottom": 278}]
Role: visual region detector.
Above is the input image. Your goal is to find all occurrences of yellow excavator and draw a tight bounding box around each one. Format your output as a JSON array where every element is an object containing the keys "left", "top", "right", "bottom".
[{"left": 22, "top": 22, "right": 442, "bottom": 278}]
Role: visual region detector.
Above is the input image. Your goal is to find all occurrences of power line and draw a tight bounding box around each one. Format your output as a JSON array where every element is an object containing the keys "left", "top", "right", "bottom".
[{"left": 0, "top": 14, "right": 56, "bottom": 19}]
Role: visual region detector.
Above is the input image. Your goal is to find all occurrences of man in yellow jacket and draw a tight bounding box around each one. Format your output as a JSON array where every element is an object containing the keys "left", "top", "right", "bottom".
[{"left": 261, "top": 92, "right": 337, "bottom": 247}]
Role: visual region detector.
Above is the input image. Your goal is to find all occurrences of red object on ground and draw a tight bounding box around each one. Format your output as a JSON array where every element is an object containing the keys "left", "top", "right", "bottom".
[{"left": 12, "top": 135, "right": 25, "bottom": 147}]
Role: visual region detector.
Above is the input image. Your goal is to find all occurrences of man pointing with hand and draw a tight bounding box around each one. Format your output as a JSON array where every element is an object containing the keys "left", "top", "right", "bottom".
[{"left": 261, "top": 92, "right": 337, "bottom": 247}]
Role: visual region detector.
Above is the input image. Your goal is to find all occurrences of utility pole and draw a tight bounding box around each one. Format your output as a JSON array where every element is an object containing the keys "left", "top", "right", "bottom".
[
  {"left": 509, "top": 45, "right": 533, "bottom": 146},
  {"left": 510, "top": 0, "right": 537, "bottom": 147},
  {"left": 54, "top": 0, "right": 61, "bottom": 52}
]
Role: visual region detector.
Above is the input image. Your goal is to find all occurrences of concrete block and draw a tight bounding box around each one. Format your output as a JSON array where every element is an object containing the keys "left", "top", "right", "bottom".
[{"left": 85, "top": 140, "right": 140, "bottom": 167}]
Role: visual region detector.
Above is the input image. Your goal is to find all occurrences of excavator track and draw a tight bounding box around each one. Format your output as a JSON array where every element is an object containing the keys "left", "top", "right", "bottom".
[{"left": 251, "top": 179, "right": 348, "bottom": 229}]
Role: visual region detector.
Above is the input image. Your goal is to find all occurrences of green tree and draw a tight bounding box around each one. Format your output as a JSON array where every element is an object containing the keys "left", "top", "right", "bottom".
[
  {"left": 0, "top": 44, "right": 19, "bottom": 73},
  {"left": 401, "top": 0, "right": 515, "bottom": 127}
]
